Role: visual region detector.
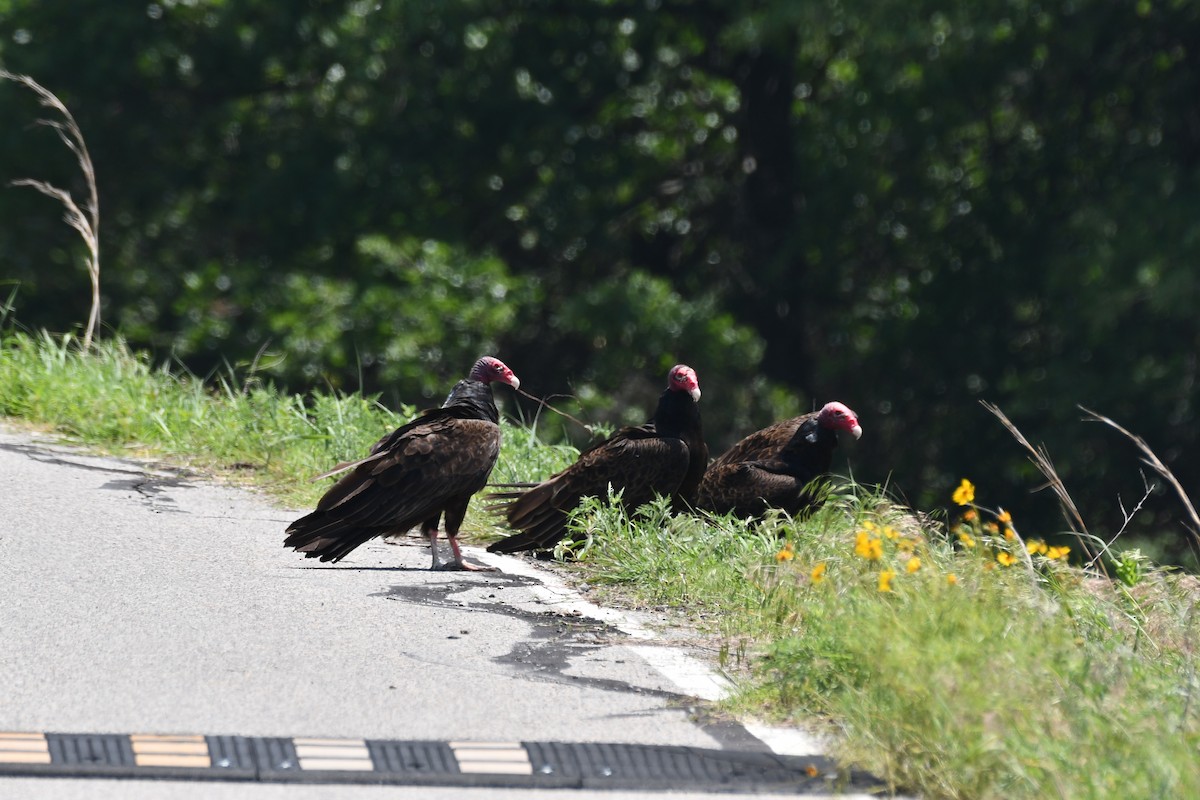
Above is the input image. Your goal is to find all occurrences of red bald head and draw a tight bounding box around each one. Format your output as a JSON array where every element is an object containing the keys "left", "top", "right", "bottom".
[
  {"left": 469, "top": 356, "right": 520, "bottom": 389},
  {"left": 817, "top": 401, "right": 862, "bottom": 439},
  {"left": 667, "top": 364, "right": 701, "bottom": 402}
]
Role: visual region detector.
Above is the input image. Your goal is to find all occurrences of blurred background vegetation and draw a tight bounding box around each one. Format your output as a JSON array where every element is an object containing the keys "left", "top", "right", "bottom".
[{"left": 1, "top": 0, "right": 1197, "bottom": 561}]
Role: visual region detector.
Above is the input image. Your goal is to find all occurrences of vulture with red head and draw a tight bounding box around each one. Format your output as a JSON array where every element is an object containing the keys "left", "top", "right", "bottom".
[
  {"left": 284, "top": 356, "right": 520, "bottom": 570},
  {"left": 696, "top": 401, "right": 862, "bottom": 519},
  {"left": 487, "top": 364, "right": 707, "bottom": 554}
]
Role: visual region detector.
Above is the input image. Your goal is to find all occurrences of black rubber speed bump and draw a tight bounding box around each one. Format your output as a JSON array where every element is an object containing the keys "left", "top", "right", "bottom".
[
  {"left": 367, "top": 740, "right": 459, "bottom": 777},
  {"left": 0, "top": 731, "right": 879, "bottom": 794},
  {"left": 525, "top": 741, "right": 835, "bottom": 790},
  {"left": 46, "top": 733, "right": 134, "bottom": 776}
]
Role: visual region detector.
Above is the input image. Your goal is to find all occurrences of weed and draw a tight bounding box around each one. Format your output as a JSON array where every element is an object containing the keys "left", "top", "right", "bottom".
[{"left": 1, "top": 71, "right": 102, "bottom": 348}]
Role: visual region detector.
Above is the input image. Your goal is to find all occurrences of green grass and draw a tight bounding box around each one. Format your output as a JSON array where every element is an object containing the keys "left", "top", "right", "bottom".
[
  {"left": 0, "top": 331, "right": 569, "bottom": 514},
  {"left": 568, "top": 486, "right": 1200, "bottom": 798},
  {"left": 0, "top": 330, "right": 398, "bottom": 506},
  {"left": 2, "top": 330, "right": 1198, "bottom": 798}
]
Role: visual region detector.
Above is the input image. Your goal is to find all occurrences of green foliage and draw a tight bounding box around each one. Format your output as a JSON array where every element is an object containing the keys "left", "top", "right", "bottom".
[
  {"left": 489, "top": 419, "right": 579, "bottom": 488},
  {"left": 565, "top": 493, "right": 791, "bottom": 609},
  {"left": 801, "top": 563, "right": 1200, "bottom": 799},
  {"left": 2, "top": 0, "right": 1200, "bottom": 555},
  {"left": 0, "top": 329, "right": 401, "bottom": 506},
  {"left": 1115, "top": 549, "right": 1146, "bottom": 588},
  {"left": 551, "top": 269, "right": 786, "bottom": 430},
  {"left": 174, "top": 234, "right": 541, "bottom": 399},
  {"left": 569, "top": 487, "right": 1200, "bottom": 799}
]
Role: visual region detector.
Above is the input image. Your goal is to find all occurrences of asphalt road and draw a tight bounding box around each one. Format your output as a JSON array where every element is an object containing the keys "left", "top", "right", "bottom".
[{"left": 0, "top": 424, "right": 872, "bottom": 799}]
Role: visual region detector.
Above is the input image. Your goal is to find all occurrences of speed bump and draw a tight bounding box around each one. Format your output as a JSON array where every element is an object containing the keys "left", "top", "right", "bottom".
[{"left": 0, "top": 730, "right": 874, "bottom": 793}]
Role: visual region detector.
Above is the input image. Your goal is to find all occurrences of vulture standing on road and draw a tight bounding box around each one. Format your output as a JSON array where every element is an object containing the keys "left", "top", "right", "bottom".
[
  {"left": 283, "top": 356, "right": 520, "bottom": 570},
  {"left": 696, "top": 401, "right": 862, "bottom": 519},
  {"left": 487, "top": 364, "right": 707, "bottom": 554}
]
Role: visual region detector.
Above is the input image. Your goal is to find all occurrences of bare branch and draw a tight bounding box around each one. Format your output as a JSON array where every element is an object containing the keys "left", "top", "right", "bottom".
[
  {"left": 1, "top": 69, "right": 101, "bottom": 349},
  {"left": 981, "top": 401, "right": 1102, "bottom": 567},
  {"left": 1091, "top": 473, "right": 1156, "bottom": 569},
  {"left": 514, "top": 386, "right": 596, "bottom": 435},
  {"left": 1081, "top": 406, "right": 1200, "bottom": 558}
]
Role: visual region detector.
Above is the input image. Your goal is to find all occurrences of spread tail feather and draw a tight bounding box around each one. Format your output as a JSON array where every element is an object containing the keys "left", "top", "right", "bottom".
[
  {"left": 486, "top": 481, "right": 571, "bottom": 553},
  {"left": 486, "top": 516, "right": 568, "bottom": 553},
  {"left": 284, "top": 517, "right": 381, "bottom": 563}
]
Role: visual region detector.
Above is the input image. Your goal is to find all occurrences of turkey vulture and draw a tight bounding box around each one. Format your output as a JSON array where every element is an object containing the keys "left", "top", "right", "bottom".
[
  {"left": 487, "top": 364, "right": 706, "bottom": 554},
  {"left": 283, "top": 356, "right": 520, "bottom": 570},
  {"left": 696, "top": 401, "right": 862, "bottom": 519}
]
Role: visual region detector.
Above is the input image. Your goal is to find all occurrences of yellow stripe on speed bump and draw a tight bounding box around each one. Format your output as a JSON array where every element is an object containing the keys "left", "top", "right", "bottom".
[
  {"left": 293, "top": 737, "right": 374, "bottom": 772},
  {"left": 0, "top": 733, "right": 50, "bottom": 765},
  {"left": 130, "top": 734, "right": 211, "bottom": 768},
  {"left": 449, "top": 741, "right": 533, "bottom": 775}
]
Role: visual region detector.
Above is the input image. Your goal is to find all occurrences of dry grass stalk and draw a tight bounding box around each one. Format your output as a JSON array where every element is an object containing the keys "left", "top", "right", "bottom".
[
  {"left": 1, "top": 70, "right": 101, "bottom": 349},
  {"left": 981, "top": 401, "right": 1102, "bottom": 568},
  {"left": 1080, "top": 405, "right": 1200, "bottom": 558}
]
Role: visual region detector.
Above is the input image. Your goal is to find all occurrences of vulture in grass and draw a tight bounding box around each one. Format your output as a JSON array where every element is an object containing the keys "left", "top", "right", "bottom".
[
  {"left": 284, "top": 356, "right": 520, "bottom": 570},
  {"left": 696, "top": 401, "right": 862, "bottom": 519},
  {"left": 487, "top": 364, "right": 707, "bottom": 554}
]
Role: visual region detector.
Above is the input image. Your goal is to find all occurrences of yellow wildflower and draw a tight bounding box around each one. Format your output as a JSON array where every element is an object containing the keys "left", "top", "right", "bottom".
[
  {"left": 962, "top": 509, "right": 978, "bottom": 522},
  {"left": 997, "top": 509, "right": 1013, "bottom": 523},
  {"left": 897, "top": 538, "right": 916, "bottom": 553},
  {"left": 878, "top": 569, "right": 896, "bottom": 592},
  {"left": 984, "top": 522, "right": 1000, "bottom": 534},
  {"left": 776, "top": 548, "right": 795, "bottom": 562},
  {"left": 1027, "top": 540, "right": 1048, "bottom": 555},
  {"left": 1003, "top": 527, "right": 1015, "bottom": 540},
  {"left": 1047, "top": 545, "right": 1071, "bottom": 561},
  {"left": 810, "top": 562, "right": 827, "bottom": 583},
  {"left": 947, "top": 573, "right": 958, "bottom": 585},
  {"left": 883, "top": 526, "right": 899, "bottom": 540},
  {"left": 906, "top": 556, "right": 921, "bottom": 573},
  {"left": 861, "top": 520, "right": 878, "bottom": 532},
  {"left": 958, "top": 531, "right": 976, "bottom": 548},
  {"left": 854, "top": 531, "right": 883, "bottom": 560},
  {"left": 996, "top": 551, "right": 1016, "bottom": 567},
  {"left": 952, "top": 478, "right": 976, "bottom": 506}
]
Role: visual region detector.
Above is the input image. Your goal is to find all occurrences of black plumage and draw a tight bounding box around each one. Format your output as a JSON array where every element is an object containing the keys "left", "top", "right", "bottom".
[
  {"left": 488, "top": 364, "right": 706, "bottom": 554},
  {"left": 696, "top": 401, "right": 862, "bottom": 519},
  {"left": 283, "top": 356, "right": 520, "bottom": 570}
]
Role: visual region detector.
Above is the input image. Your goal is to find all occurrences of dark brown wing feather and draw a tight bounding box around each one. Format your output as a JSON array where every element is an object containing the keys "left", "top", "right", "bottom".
[
  {"left": 285, "top": 415, "right": 500, "bottom": 562},
  {"left": 488, "top": 426, "right": 689, "bottom": 553},
  {"left": 696, "top": 459, "right": 822, "bottom": 518},
  {"left": 707, "top": 413, "right": 815, "bottom": 466},
  {"left": 674, "top": 424, "right": 708, "bottom": 510},
  {"left": 697, "top": 412, "right": 837, "bottom": 518}
]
